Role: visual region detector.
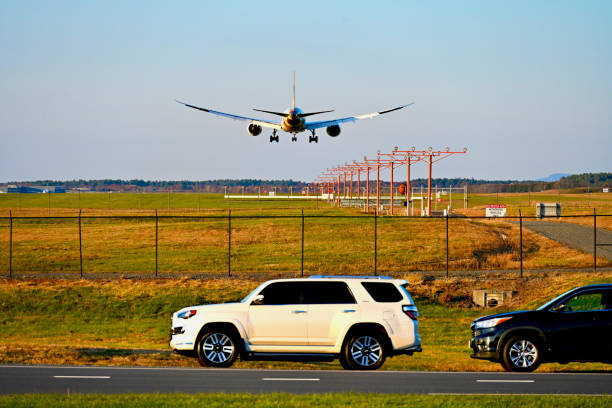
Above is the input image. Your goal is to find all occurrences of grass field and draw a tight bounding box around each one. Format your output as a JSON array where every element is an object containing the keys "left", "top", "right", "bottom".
[
  {"left": 0, "top": 192, "right": 610, "bottom": 276},
  {"left": 1, "top": 393, "right": 610, "bottom": 408},
  {"left": 1, "top": 190, "right": 611, "bottom": 216},
  {"left": 1, "top": 272, "right": 611, "bottom": 372}
]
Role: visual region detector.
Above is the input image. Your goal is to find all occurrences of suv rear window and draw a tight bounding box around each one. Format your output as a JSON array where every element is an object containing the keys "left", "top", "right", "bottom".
[{"left": 361, "top": 282, "right": 403, "bottom": 302}]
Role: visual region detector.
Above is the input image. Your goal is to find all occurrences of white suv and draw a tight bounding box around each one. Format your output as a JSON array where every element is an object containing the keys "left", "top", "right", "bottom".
[{"left": 170, "top": 276, "right": 421, "bottom": 370}]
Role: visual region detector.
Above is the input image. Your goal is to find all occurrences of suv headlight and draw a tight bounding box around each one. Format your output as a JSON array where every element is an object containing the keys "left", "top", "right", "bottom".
[
  {"left": 474, "top": 317, "right": 512, "bottom": 329},
  {"left": 177, "top": 309, "right": 197, "bottom": 319}
]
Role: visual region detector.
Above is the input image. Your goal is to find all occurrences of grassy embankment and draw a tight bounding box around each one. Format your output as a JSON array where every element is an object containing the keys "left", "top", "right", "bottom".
[
  {"left": 0, "top": 193, "right": 609, "bottom": 276},
  {"left": 1, "top": 272, "right": 611, "bottom": 372},
  {"left": 0, "top": 393, "right": 610, "bottom": 408}
]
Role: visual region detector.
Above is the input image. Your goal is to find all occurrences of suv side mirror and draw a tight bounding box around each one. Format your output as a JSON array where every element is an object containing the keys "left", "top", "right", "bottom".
[{"left": 251, "top": 294, "right": 264, "bottom": 306}]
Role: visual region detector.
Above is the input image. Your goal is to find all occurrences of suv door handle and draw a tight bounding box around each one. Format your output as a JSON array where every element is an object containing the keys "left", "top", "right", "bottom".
[
  {"left": 292, "top": 310, "right": 307, "bottom": 314},
  {"left": 343, "top": 309, "right": 356, "bottom": 313}
]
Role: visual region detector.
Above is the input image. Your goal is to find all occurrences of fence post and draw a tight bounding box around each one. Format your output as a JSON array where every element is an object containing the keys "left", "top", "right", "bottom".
[
  {"left": 594, "top": 208, "right": 597, "bottom": 273},
  {"left": 9, "top": 210, "right": 12, "bottom": 278},
  {"left": 374, "top": 212, "right": 378, "bottom": 276},
  {"left": 228, "top": 209, "right": 232, "bottom": 277},
  {"left": 519, "top": 209, "right": 523, "bottom": 279},
  {"left": 301, "top": 209, "right": 305, "bottom": 277},
  {"left": 155, "top": 209, "right": 158, "bottom": 277},
  {"left": 78, "top": 209, "right": 83, "bottom": 278},
  {"left": 446, "top": 214, "right": 449, "bottom": 278}
]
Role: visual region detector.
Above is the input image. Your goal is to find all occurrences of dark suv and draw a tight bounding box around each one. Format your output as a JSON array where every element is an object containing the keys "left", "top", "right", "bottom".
[{"left": 470, "top": 284, "right": 612, "bottom": 372}]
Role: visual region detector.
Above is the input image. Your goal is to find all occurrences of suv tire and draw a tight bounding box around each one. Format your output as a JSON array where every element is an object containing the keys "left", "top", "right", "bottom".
[
  {"left": 340, "top": 332, "right": 386, "bottom": 370},
  {"left": 196, "top": 329, "right": 239, "bottom": 368},
  {"left": 500, "top": 334, "right": 542, "bottom": 372}
]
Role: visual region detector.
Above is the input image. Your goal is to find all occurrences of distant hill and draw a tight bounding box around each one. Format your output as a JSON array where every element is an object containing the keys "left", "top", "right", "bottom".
[{"left": 537, "top": 173, "right": 571, "bottom": 182}]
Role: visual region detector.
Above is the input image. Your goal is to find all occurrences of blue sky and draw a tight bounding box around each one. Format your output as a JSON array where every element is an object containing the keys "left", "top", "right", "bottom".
[{"left": 1, "top": 1, "right": 611, "bottom": 182}]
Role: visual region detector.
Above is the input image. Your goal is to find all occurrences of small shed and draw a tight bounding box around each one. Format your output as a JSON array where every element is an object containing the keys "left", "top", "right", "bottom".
[{"left": 535, "top": 202, "right": 561, "bottom": 218}]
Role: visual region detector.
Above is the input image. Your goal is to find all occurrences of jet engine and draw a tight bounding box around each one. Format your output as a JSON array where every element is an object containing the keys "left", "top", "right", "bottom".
[
  {"left": 326, "top": 125, "right": 341, "bottom": 137},
  {"left": 247, "top": 123, "right": 262, "bottom": 136}
]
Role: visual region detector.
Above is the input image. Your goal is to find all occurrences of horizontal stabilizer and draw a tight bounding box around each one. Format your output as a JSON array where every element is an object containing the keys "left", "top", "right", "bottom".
[
  {"left": 298, "top": 110, "right": 334, "bottom": 118},
  {"left": 253, "top": 109, "right": 287, "bottom": 117}
]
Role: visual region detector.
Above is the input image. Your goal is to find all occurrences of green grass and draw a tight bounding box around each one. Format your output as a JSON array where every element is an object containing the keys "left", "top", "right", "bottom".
[
  {"left": 1, "top": 274, "right": 611, "bottom": 372},
  {"left": 0, "top": 393, "right": 610, "bottom": 408}
]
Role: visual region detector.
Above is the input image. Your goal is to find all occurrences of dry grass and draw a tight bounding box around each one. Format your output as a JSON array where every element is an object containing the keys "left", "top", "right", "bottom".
[{"left": 1, "top": 214, "right": 608, "bottom": 276}]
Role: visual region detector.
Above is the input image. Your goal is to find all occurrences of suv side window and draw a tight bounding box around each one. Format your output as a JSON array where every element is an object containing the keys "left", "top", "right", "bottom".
[
  {"left": 259, "top": 282, "right": 303, "bottom": 305},
  {"left": 302, "top": 282, "right": 356, "bottom": 304},
  {"left": 561, "top": 291, "right": 607, "bottom": 312},
  {"left": 361, "top": 282, "right": 403, "bottom": 302}
]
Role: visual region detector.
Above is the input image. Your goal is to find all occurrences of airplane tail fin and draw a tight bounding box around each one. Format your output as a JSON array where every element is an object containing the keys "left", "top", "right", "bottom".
[{"left": 292, "top": 71, "right": 295, "bottom": 110}]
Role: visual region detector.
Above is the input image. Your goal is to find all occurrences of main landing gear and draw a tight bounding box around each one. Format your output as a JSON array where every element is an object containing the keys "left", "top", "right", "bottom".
[
  {"left": 269, "top": 130, "right": 279, "bottom": 143},
  {"left": 308, "top": 130, "right": 318, "bottom": 143}
]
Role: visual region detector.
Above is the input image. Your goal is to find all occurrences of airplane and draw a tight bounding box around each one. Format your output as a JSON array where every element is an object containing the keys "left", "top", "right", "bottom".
[{"left": 175, "top": 73, "right": 413, "bottom": 143}]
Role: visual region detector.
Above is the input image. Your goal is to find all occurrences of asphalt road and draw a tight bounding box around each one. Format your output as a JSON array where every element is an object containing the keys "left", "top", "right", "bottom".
[
  {"left": 0, "top": 365, "right": 610, "bottom": 395},
  {"left": 522, "top": 220, "right": 612, "bottom": 260}
]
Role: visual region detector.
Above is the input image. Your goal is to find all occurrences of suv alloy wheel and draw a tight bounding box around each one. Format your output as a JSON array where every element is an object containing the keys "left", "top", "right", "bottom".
[
  {"left": 340, "top": 332, "right": 386, "bottom": 370},
  {"left": 501, "top": 335, "right": 542, "bottom": 372},
  {"left": 196, "top": 329, "right": 239, "bottom": 368}
]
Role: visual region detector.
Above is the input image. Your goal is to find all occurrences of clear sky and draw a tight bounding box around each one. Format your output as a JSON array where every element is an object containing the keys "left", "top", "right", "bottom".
[{"left": 1, "top": 1, "right": 611, "bottom": 182}]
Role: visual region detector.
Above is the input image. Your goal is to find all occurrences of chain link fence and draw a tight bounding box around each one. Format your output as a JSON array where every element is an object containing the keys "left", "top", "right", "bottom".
[{"left": 1, "top": 212, "right": 611, "bottom": 278}]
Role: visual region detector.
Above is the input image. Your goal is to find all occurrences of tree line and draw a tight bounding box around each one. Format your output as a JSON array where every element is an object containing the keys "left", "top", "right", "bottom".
[{"left": 3, "top": 173, "right": 610, "bottom": 193}]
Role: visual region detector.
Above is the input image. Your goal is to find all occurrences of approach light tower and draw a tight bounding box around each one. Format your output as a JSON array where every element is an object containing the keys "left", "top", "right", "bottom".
[{"left": 409, "top": 147, "right": 467, "bottom": 216}]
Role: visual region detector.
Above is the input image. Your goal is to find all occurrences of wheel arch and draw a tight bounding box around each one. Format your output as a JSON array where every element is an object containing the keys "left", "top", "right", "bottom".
[
  {"left": 195, "top": 321, "right": 246, "bottom": 352},
  {"left": 498, "top": 326, "right": 547, "bottom": 359},
  {"left": 341, "top": 322, "right": 393, "bottom": 354}
]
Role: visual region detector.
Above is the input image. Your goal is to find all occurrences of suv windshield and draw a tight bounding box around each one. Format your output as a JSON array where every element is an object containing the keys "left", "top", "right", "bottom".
[{"left": 536, "top": 288, "right": 575, "bottom": 311}]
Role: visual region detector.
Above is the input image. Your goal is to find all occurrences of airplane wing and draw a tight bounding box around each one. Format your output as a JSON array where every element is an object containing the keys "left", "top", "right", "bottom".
[
  {"left": 175, "top": 100, "right": 282, "bottom": 130},
  {"left": 305, "top": 103, "right": 413, "bottom": 130}
]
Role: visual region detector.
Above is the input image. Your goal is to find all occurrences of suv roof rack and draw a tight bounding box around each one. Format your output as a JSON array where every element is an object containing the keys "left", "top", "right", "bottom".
[{"left": 309, "top": 275, "right": 393, "bottom": 280}]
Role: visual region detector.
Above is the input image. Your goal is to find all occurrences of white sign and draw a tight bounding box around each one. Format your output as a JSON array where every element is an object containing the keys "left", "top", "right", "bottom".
[
  {"left": 486, "top": 204, "right": 507, "bottom": 217},
  {"left": 604, "top": 188, "right": 609, "bottom": 193}
]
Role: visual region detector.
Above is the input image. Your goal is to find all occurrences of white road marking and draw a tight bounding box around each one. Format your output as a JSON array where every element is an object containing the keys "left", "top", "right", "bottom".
[
  {"left": 262, "top": 378, "right": 320, "bottom": 381},
  {"left": 53, "top": 376, "right": 110, "bottom": 379},
  {"left": 476, "top": 379, "right": 534, "bottom": 383}
]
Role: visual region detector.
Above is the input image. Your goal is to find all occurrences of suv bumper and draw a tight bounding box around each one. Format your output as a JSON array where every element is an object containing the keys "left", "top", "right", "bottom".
[
  {"left": 469, "top": 331, "right": 501, "bottom": 361},
  {"left": 392, "top": 344, "right": 422, "bottom": 356}
]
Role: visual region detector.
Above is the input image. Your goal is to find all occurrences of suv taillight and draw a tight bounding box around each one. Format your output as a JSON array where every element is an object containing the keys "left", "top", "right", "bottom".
[{"left": 402, "top": 305, "right": 418, "bottom": 320}]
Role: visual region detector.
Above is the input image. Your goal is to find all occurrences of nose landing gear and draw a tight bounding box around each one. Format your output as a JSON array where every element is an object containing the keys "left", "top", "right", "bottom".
[{"left": 291, "top": 136, "right": 297, "bottom": 142}]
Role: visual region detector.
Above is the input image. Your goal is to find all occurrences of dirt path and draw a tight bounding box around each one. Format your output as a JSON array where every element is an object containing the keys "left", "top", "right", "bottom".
[{"left": 522, "top": 220, "right": 612, "bottom": 261}]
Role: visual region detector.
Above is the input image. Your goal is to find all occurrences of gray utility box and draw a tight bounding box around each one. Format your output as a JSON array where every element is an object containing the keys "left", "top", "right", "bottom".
[
  {"left": 473, "top": 290, "right": 513, "bottom": 308},
  {"left": 536, "top": 202, "right": 561, "bottom": 218}
]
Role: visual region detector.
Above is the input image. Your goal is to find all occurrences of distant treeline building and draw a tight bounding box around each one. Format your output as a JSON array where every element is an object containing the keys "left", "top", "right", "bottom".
[{"left": 6, "top": 185, "right": 66, "bottom": 193}]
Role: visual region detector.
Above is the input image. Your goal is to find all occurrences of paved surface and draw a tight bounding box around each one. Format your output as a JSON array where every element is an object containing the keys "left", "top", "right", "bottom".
[
  {"left": 1, "top": 365, "right": 611, "bottom": 395},
  {"left": 522, "top": 220, "right": 612, "bottom": 260}
]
